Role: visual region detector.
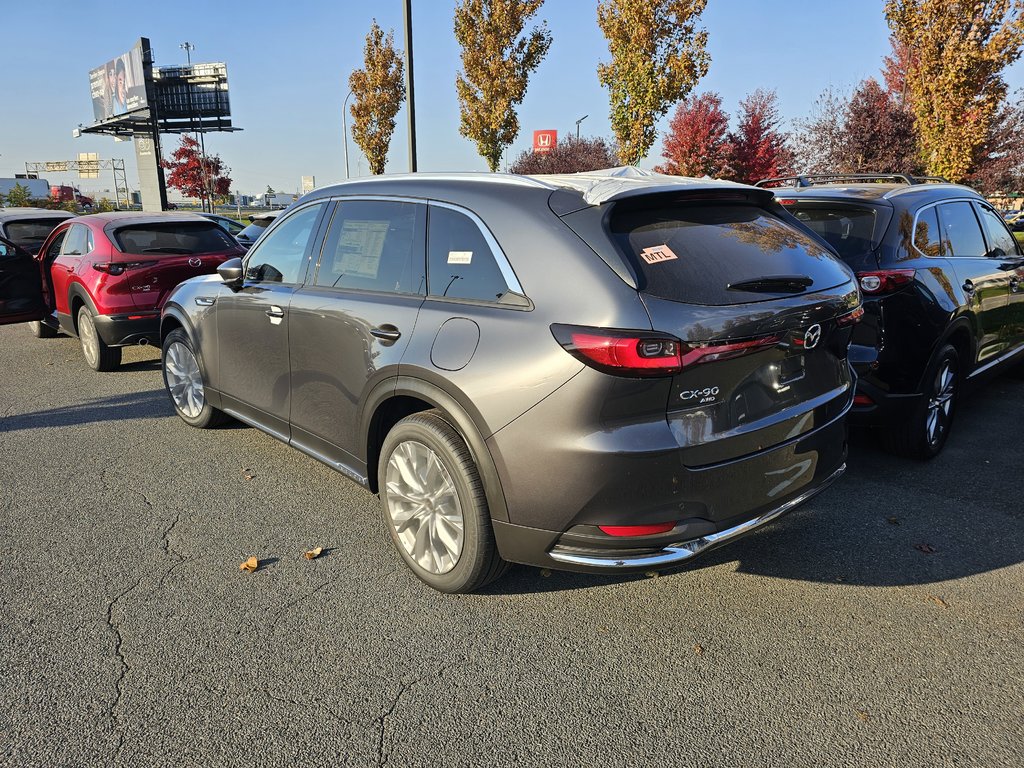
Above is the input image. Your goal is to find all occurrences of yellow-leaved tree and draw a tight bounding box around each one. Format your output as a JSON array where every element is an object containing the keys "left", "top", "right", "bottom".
[
  {"left": 349, "top": 21, "right": 406, "bottom": 175},
  {"left": 454, "top": 0, "right": 552, "bottom": 172},
  {"left": 597, "top": 0, "right": 710, "bottom": 166},
  {"left": 885, "top": 0, "right": 1024, "bottom": 182}
]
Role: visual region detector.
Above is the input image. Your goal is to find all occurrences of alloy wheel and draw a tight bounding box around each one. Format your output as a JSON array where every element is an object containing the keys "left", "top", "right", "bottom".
[
  {"left": 164, "top": 341, "right": 206, "bottom": 418},
  {"left": 925, "top": 359, "right": 955, "bottom": 447},
  {"left": 79, "top": 312, "right": 99, "bottom": 369},
  {"left": 384, "top": 440, "right": 465, "bottom": 575}
]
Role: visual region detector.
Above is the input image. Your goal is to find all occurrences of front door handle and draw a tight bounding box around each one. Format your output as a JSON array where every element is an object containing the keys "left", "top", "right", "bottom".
[
  {"left": 370, "top": 326, "right": 401, "bottom": 342},
  {"left": 265, "top": 305, "right": 285, "bottom": 319},
  {"left": 1011, "top": 277, "right": 1021, "bottom": 293}
]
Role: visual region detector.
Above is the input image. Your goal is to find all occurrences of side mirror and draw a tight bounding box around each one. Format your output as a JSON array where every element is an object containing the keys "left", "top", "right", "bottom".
[{"left": 218, "top": 257, "right": 244, "bottom": 284}]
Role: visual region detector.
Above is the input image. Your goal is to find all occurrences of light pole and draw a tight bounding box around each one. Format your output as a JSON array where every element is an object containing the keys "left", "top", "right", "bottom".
[
  {"left": 403, "top": 0, "right": 417, "bottom": 172},
  {"left": 342, "top": 89, "right": 353, "bottom": 179},
  {"left": 180, "top": 41, "right": 210, "bottom": 211},
  {"left": 575, "top": 114, "right": 588, "bottom": 140}
]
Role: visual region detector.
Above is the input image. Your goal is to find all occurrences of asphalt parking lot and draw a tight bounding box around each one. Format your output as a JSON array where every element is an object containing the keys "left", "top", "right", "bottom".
[{"left": 1, "top": 324, "right": 1022, "bottom": 767}]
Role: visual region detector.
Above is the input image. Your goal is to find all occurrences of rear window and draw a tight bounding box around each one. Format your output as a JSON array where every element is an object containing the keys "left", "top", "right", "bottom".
[
  {"left": 608, "top": 203, "right": 849, "bottom": 306},
  {"left": 112, "top": 222, "right": 237, "bottom": 255},
  {"left": 787, "top": 203, "right": 879, "bottom": 259},
  {"left": 3, "top": 219, "right": 65, "bottom": 246}
]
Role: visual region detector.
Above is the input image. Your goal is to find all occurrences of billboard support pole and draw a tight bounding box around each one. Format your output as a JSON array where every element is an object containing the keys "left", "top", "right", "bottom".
[{"left": 403, "top": 0, "right": 417, "bottom": 173}]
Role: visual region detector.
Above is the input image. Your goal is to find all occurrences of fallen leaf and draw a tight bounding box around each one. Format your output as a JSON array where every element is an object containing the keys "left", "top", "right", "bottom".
[
  {"left": 239, "top": 556, "right": 259, "bottom": 573},
  {"left": 303, "top": 547, "right": 323, "bottom": 561},
  {"left": 693, "top": 643, "right": 704, "bottom": 656},
  {"left": 855, "top": 710, "right": 871, "bottom": 723},
  {"left": 887, "top": 516, "right": 900, "bottom": 526},
  {"left": 927, "top": 595, "right": 948, "bottom": 609},
  {"left": 242, "top": 468, "right": 255, "bottom": 480},
  {"left": 644, "top": 570, "right": 660, "bottom": 578},
  {"left": 539, "top": 568, "right": 552, "bottom": 578},
  {"left": 914, "top": 544, "right": 936, "bottom": 554}
]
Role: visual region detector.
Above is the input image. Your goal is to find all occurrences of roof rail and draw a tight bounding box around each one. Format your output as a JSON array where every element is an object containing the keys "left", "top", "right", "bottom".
[{"left": 755, "top": 173, "right": 950, "bottom": 189}]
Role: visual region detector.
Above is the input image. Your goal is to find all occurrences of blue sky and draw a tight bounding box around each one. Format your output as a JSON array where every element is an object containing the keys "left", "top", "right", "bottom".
[{"left": 2, "top": 0, "right": 1022, "bottom": 198}]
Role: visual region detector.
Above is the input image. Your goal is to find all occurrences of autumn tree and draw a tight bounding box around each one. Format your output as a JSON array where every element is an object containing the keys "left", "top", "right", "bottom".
[
  {"left": 843, "top": 78, "right": 921, "bottom": 174},
  {"left": 886, "top": 0, "right": 1024, "bottom": 182},
  {"left": 790, "top": 87, "right": 849, "bottom": 174},
  {"left": 724, "top": 89, "right": 792, "bottom": 184},
  {"left": 162, "top": 135, "right": 232, "bottom": 208},
  {"left": 349, "top": 21, "right": 405, "bottom": 176},
  {"left": 508, "top": 135, "right": 619, "bottom": 174},
  {"left": 454, "top": 0, "right": 552, "bottom": 172},
  {"left": 968, "top": 90, "right": 1024, "bottom": 193},
  {"left": 655, "top": 92, "right": 730, "bottom": 177},
  {"left": 597, "top": 0, "right": 710, "bottom": 165}
]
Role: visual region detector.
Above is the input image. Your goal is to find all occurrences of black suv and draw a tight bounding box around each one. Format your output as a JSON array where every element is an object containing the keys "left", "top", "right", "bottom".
[
  {"left": 158, "top": 169, "right": 861, "bottom": 592},
  {"left": 759, "top": 173, "right": 1024, "bottom": 458}
]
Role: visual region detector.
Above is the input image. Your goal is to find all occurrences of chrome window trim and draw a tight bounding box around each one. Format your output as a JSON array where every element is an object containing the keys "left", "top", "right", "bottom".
[
  {"left": 318, "top": 194, "right": 527, "bottom": 298},
  {"left": 916, "top": 197, "right": 988, "bottom": 260}
]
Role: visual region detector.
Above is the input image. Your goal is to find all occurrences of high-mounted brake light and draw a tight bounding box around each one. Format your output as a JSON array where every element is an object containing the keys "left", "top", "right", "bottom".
[
  {"left": 856, "top": 269, "right": 915, "bottom": 294},
  {"left": 551, "top": 325, "right": 780, "bottom": 377}
]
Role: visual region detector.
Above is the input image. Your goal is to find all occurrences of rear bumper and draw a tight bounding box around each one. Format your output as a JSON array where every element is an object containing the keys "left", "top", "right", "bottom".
[
  {"left": 545, "top": 463, "right": 845, "bottom": 569},
  {"left": 488, "top": 377, "right": 851, "bottom": 573},
  {"left": 91, "top": 313, "right": 161, "bottom": 346}
]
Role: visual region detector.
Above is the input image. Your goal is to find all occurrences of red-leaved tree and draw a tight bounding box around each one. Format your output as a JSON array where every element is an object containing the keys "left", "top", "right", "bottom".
[
  {"left": 162, "top": 136, "right": 232, "bottom": 209},
  {"left": 508, "top": 135, "right": 619, "bottom": 174},
  {"left": 655, "top": 92, "right": 730, "bottom": 177},
  {"left": 724, "top": 89, "right": 792, "bottom": 184},
  {"left": 968, "top": 90, "right": 1024, "bottom": 194},
  {"left": 844, "top": 77, "right": 921, "bottom": 174}
]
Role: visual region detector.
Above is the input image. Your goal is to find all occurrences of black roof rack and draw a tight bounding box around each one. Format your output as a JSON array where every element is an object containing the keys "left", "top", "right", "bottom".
[{"left": 755, "top": 173, "right": 950, "bottom": 189}]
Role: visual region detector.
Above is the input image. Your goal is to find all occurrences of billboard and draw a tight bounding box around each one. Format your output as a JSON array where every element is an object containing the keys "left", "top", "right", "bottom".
[
  {"left": 89, "top": 40, "right": 148, "bottom": 123},
  {"left": 533, "top": 130, "right": 557, "bottom": 154}
]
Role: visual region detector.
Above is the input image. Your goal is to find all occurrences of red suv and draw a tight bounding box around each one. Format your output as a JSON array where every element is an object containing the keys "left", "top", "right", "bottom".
[{"left": 0, "top": 212, "right": 244, "bottom": 370}]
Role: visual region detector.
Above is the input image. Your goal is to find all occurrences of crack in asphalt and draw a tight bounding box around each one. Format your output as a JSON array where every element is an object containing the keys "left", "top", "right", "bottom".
[
  {"left": 377, "top": 681, "right": 413, "bottom": 768},
  {"left": 104, "top": 577, "right": 143, "bottom": 764},
  {"left": 129, "top": 488, "right": 154, "bottom": 509},
  {"left": 157, "top": 513, "right": 189, "bottom": 588}
]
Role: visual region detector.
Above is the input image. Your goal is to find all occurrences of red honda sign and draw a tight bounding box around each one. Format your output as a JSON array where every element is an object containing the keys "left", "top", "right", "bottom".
[{"left": 533, "top": 130, "right": 557, "bottom": 154}]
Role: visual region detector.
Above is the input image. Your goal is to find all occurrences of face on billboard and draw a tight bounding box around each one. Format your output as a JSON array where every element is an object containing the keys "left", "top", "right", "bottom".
[{"left": 90, "top": 41, "right": 148, "bottom": 124}]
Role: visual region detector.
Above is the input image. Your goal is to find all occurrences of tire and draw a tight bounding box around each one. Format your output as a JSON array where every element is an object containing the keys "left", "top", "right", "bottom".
[
  {"left": 27, "top": 320, "right": 57, "bottom": 338},
  {"left": 77, "top": 305, "right": 121, "bottom": 371},
  {"left": 881, "top": 344, "right": 958, "bottom": 460},
  {"left": 378, "top": 410, "right": 509, "bottom": 593},
  {"left": 161, "top": 328, "right": 227, "bottom": 428}
]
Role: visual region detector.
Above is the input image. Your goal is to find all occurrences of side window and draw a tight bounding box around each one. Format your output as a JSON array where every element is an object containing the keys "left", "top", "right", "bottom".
[
  {"left": 314, "top": 200, "right": 425, "bottom": 294},
  {"left": 938, "top": 201, "right": 986, "bottom": 258},
  {"left": 244, "top": 203, "right": 325, "bottom": 284},
  {"left": 427, "top": 206, "right": 510, "bottom": 302},
  {"left": 46, "top": 230, "right": 67, "bottom": 260},
  {"left": 914, "top": 207, "right": 944, "bottom": 257},
  {"left": 975, "top": 203, "right": 1021, "bottom": 258},
  {"left": 61, "top": 224, "right": 89, "bottom": 256}
]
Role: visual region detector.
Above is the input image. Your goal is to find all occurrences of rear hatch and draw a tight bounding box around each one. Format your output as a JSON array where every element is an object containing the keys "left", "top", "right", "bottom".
[
  {"left": 107, "top": 221, "right": 242, "bottom": 309},
  {"left": 774, "top": 197, "right": 893, "bottom": 272},
  {"left": 574, "top": 194, "right": 860, "bottom": 466}
]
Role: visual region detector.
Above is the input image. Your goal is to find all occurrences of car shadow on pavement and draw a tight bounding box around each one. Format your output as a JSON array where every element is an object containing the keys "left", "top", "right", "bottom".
[
  {"left": 0, "top": 389, "right": 174, "bottom": 432},
  {"left": 486, "top": 375, "right": 1024, "bottom": 595}
]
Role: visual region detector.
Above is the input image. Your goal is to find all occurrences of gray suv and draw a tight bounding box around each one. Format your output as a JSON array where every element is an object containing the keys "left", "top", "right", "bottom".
[{"left": 158, "top": 169, "right": 861, "bottom": 592}]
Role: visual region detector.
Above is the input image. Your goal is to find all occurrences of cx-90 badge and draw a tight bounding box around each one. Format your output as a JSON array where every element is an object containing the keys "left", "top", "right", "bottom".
[{"left": 803, "top": 323, "right": 822, "bottom": 350}]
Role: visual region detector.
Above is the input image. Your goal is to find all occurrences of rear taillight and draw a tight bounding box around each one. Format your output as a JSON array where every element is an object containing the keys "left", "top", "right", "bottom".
[
  {"left": 551, "top": 325, "right": 779, "bottom": 378},
  {"left": 92, "top": 263, "right": 125, "bottom": 275},
  {"left": 856, "top": 269, "right": 915, "bottom": 294}
]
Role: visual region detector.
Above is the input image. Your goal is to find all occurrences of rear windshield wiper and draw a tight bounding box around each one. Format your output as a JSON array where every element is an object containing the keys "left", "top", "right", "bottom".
[
  {"left": 141, "top": 247, "right": 195, "bottom": 254},
  {"left": 727, "top": 275, "right": 814, "bottom": 293}
]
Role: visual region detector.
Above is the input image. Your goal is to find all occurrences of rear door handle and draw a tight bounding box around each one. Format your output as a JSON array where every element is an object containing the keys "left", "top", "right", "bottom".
[
  {"left": 370, "top": 326, "right": 401, "bottom": 342},
  {"left": 265, "top": 305, "right": 285, "bottom": 318}
]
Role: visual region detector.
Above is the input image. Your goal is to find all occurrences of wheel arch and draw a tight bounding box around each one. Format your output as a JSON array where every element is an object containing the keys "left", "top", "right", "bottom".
[
  {"left": 361, "top": 376, "right": 509, "bottom": 522},
  {"left": 66, "top": 283, "right": 98, "bottom": 335}
]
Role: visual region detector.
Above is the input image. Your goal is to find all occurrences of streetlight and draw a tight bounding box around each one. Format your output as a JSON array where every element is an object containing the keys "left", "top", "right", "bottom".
[
  {"left": 575, "top": 114, "right": 588, "bottom": 140},
  {"left": 342, "top": 89, "right": 353, "bottom": 179}
]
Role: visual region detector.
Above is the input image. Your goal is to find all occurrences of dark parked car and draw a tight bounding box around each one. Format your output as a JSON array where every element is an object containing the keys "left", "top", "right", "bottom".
[
  {"left": 199, "top": 212, "right": 247, "bottom": 237},
  {"left": 157, "top": 169, "right": 861, "bottom": 592},
  {"left": 759, "top": 173, "right": 1024, "bottom": 458},
  {"left": 0, "top": 212, "right": 244, "bottom": 370},
  {"left": 233, "top": 211, "right": 279, "bottom": 250},
  {"left": 0, "top": 207, "right": 75, "bottom": 253}
]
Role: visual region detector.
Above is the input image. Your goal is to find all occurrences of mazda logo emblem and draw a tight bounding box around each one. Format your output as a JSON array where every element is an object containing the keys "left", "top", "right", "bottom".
[
  {"left": 188, "top": 257, "right": 202, "bottom": 268},
  {"left": 803, "top": 323, "right": 822, "bottom": 350}
]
